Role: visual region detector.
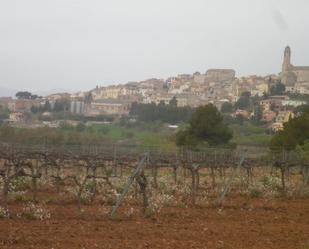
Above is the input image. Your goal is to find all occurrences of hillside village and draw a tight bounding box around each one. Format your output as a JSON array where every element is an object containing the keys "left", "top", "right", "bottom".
[{"left": 1, "top": 46, "right": 309, "bottom": 132}]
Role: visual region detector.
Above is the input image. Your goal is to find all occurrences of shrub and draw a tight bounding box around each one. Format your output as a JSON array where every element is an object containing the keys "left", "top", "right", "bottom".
[
  {"left": 9, "top": 177, "right": 31, "bottom": 192},
  {"left": 147, "top": 192, "right": 174, "bottom": 215},
  {"left": 124, "top": 207, "right": 135, "bottom": 217},
  {"left": 0, "top": 206, "right": 9, "bottom": 218},
  {"left": 250, "top": 188, "right": 263, "bottom": 198},
  {"left": 260, "top": 175, "right": 282, "bottom": 191},
  {"left": 101, "top": 188, "right": 120, "bottom": 205},
  {"left": 9, "top": 191, "right": 27, "bottom": 202},
  {"left": 66, "top": 186, "right": 92, "bottom": 204},
  {"left": 19, "top": 203, "right": 51, "bottom": 220},
  {"left": 84, "top": 180, "right": 96, "bottom": 193}
]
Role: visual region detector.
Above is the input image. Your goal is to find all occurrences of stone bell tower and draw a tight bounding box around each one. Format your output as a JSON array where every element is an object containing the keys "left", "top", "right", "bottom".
[{"left": 282, "top": 46, "right": 291, "bottom": 72}]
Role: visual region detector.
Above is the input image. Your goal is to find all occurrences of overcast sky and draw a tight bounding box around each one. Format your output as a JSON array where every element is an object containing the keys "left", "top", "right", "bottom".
[{"left": 0, "top": 0, "right": 308, "bottom": 92}]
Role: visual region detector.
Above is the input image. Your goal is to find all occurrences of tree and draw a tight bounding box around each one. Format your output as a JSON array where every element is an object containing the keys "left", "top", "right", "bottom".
[
  {"left": 175, "top": 129, "right": 198, "bottom": 147},
  {"left": 169, "top": 96, "right": 178, "bottom": 107},
  {"left": 221, "top": 102, "right": 233, "bottom": 113},
  {"left": 241, "top": 91, "right": 251, "bottom": 98},
  {"left": 16, "top": 91, "right": 32, "bottom": 99},
  {"left": 270, "top": 109, "right": 309, "bottom": 150},
  {"left": 30, "top": 106, "right": 40, "bottom": 114},
  {"left": 0, "top": 106, "right": 9, "bottom": 120},
  {"left": 251, "top": 105, "right": 263, "bottom": 124},
  {"left": 235, "top": 91, "right": 251, "bottom": 110},
  {"left": 129, "top": 102, "right": 193, "bottom": 123},
  {"left": 15, "top": 91, "right": 40, "bottom": 100},
  {"left": 235, "top": 114, "right": 245, "bottom": 125},
  {"left": 84, "top": 92, "right": 93, "bottom": 104},
  {"left": 294, "top": 104, "right": 309, "bottom": 115},
  {"left": 270, "top": 82, "right": 286, "bottom": 96},
  {"left": 53, "top": 99, "right": 70, "bottom": 112},
  {"left": 30, "top": 94, "right": 40, "bottom": 100},
  {"left": 43, "top": 100, "right": 51, "bottom": 112},
  {"left": 176, "top": 104, "right": 233, "bottom": 146}
]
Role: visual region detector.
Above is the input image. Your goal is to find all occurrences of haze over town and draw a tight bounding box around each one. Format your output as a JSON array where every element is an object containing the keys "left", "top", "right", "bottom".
[{"left": 1, "top": 0, "right": 309, "bottom": 93}]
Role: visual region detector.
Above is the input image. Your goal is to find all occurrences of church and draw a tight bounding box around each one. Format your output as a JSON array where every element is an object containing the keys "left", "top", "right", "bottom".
[{"left": 281, "top": 46, "right": 309, "bottom": 93}]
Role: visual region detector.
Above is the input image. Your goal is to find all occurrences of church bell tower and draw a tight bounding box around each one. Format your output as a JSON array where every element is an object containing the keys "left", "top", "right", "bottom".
[{"left": 282, "top": 46, "right": 291, "bottom": 72}]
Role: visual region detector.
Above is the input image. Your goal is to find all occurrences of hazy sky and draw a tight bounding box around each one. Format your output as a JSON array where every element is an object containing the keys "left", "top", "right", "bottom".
[{"left": 0, "top": 0, "right": 309, "bottom": 92}]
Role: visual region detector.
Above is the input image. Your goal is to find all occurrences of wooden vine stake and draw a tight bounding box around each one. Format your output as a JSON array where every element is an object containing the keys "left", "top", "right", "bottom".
[
  {"left": 215, "top": 152, "right": 246, "bottom": 207},
  {"left": 110, "top": 153, "right": 149, "bottom": 218}
]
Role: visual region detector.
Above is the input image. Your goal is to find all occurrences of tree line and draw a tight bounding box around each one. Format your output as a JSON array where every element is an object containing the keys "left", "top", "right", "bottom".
[
  {"left": 31, "top": 99, "right": 71, "bottom": 114},
  {"left": 129, "top": 98, "right": 194, "bottom": 123}
]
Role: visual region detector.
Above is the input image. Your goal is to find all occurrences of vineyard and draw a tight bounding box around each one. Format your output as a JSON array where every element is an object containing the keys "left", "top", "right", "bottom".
[{"left": 1, "top": 144, "right": 309, "bottom": 249}]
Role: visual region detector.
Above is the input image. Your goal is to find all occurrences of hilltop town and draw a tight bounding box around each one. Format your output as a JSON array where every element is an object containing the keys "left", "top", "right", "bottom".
[{"left": 1, "top": 46, "right": 309, "bottom": 132}]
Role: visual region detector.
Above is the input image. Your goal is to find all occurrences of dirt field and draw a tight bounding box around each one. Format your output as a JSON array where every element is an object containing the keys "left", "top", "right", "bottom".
[{"left": 1, "top": 196, "right": 309, "bottom": 249}]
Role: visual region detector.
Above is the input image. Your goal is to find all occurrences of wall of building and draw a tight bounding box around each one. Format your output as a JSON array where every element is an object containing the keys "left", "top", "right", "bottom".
[{"left": 206, "top": 69, "right": 235, "bottom": 82}]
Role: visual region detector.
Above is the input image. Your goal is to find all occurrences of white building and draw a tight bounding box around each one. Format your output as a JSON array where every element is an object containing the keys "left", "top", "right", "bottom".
[
  {"left": 70, "top": 101, "right": 85, "bottom": 115},
  {"left": 282, "top": 99, "right": 307, "bottom": 107}
]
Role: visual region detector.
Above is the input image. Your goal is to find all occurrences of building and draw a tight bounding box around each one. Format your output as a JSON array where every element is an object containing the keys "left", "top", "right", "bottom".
[
  {"left": 93, "top": 86, "right": 123, "bottom": 99},
  {"left": 250, "top": 82, "right": 269, "bottom": 96},
  {"left": 276, "top": 110, "right": 294, "bottom": 123},
  {"left": 8, "top": 99, "right": 40, "bottom": 112},
  {"left": 193, "top": 73, "right": 208, "bottom": 84},
  {"left": 0, "top": 97, "right": 13, "bottom": 109},
  {"left": 260, "top": 96, "right": 289, "bottom": 112},
  {"left": 286, "top": 83, "right": 309, "bottom": 94},
  {"left": 70, "top": 101, "right": 85, "bottom": 115},
  {"left": 233, "top": 109, "right": 250, "bottom": 119},
  {"left": 205, "top": 69, "right": 235, "bottom": 82},
  {"left": 270, "top": 111, "right": 294, "bottom": 131},
  {"left": 281, "top": 46, "right": 309, "bottom": 89},
  {"left": 261, "top": 110, "right": 276, "bottom": 123},
  {"left": 8, "top": 112, "right": 26, "bottom": 123},
  {"left": 282, "top": 99, "right": 307, "bottom": 107},
  {"left": 86, "top": 99, "right": 130, "bottom": 116},
  {"left": 271, "top": 122, "right": 284, "bottom": 132}
]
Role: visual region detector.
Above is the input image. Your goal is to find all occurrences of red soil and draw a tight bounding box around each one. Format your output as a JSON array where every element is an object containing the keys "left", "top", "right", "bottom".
[{"left": 1, "top": 196, "right": 309, "bottom": 249}]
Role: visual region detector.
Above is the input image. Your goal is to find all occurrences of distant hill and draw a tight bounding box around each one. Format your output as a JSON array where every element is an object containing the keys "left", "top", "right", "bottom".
[
  {"left": 0, "top": 87, "right": 76, "bottom": 98},
  {"left": 33, "top": 89, "right": 75, "bottom": 97}
]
